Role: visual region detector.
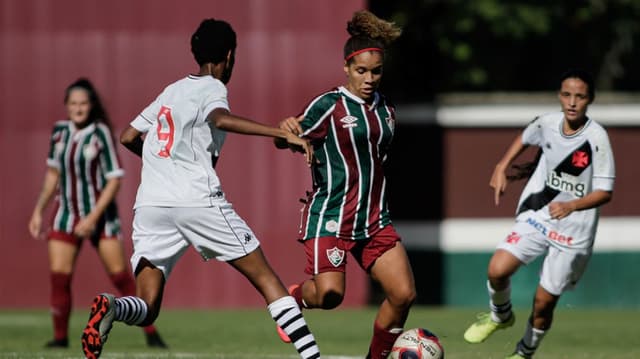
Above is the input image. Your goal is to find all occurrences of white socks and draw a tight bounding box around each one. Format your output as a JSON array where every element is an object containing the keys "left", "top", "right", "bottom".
[{"left": 487, "top": 280, "right": 513, "bottom": 323}]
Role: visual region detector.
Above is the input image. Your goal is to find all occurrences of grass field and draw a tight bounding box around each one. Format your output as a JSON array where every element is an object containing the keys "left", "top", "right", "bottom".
[{"left": 1, "top": 306, "right": 639, "bottom": 358}]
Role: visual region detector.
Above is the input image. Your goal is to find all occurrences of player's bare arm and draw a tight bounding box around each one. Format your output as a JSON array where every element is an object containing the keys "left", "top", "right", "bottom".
[
  {"left": 28, "top": 167, "right": 60, "bottom": 239},
  {"left": 209, "top": 108, "right": 313, "bottom": 165},
  {"left": 74, "top": 177, "right": 121, "bottom": 238},
  {"left": 120, "top": 125, "right": 144, "bottom": 157},
  {"left": 490, "top": 134, "right": 529, "bottom": 206},
  {"left": 548, "top": 189, "right": 612, "bottom": 220}
]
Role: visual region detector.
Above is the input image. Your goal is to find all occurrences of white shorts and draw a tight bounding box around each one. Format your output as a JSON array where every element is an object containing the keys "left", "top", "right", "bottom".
[
  {"left": 130, "top": 204, "right": 261, "bottom": 279},
  {"left": 497, "top": 220, "right": 592, "bottom": 296}
]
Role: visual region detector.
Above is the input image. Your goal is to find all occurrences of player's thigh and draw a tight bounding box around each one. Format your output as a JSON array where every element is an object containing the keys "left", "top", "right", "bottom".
[
  {"left": 47, "top": 239, "right": 80, "bottom": 273},
  {"left": 131, "top": 207, "right": 189, "bottom": 279},
  {"left": 370, "top": 241, "right": 415, "bottom": 301},
  {"left": 539, "top": 246, "right": 591, "bottom": 296},
  {"left": 228, "top": 248, "right": 287, "bottom": 302},
  {"left": 96, "top": 238, "right": 128, "bottom": 274}
]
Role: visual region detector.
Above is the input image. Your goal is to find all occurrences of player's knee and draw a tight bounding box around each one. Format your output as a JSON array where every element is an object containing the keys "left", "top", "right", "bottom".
[
  {"left": 533, "top": 295, "right": 557, "bottom": 318},
  {"left": 317, "top": 289, "right": 344, "bottom": 309},
  {"left": 401, "top": 288, "right": 417, "bottom": 309},
  {"left": 388, "top": 286, "right": 416, "bottom": 310},
  {"left": 487, "top": 266, "right": 511, "bottom": 287}
]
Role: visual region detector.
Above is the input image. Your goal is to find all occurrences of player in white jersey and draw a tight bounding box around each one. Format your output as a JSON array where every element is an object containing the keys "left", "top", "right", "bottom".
[
  {"left": 28, "top": 78, "right": 166, "bottom": 349},
  {"left": 80, "top": 19, "right": 320, "bottom": 359},
  {"left": 463, "top": 69, "right": 615, "bottom": 358}
]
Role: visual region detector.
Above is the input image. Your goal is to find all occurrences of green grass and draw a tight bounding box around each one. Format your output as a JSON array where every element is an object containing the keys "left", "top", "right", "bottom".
[{"left": 1, "top": 306, "right": 639, "bottom": 358}]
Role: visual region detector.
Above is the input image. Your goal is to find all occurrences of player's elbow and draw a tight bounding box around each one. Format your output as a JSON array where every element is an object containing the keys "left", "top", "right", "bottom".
[
  {"left": 120, "top": 126, "right": 139, "bottom": 146},
  {"left": 208, "top": 108, "right": 232, "bottom": 130}
]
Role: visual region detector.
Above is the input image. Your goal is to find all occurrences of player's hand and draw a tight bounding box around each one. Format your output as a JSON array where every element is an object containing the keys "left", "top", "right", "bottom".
[
  {"left": 73, "top": 217, "right": 97, "bottom": 238},
  {"left": 489, "top": 165, "right": 508, "bottom": 206},
  {"left": 548, "top": 201, "right": 576, "bottom": 220},
  {"left": 28, "top": 212, "right": 42, "bottom": 239},
  {"left": 279, "top": 115, "right": 304, "bottom": 135},
  {"left": 285, "top": 131, "right": 313, "bottom": 165}
]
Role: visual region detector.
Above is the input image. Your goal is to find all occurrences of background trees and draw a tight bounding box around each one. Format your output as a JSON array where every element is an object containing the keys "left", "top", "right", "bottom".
[{"left": 370, "top": 0, "right": 640, "bottom": 101}]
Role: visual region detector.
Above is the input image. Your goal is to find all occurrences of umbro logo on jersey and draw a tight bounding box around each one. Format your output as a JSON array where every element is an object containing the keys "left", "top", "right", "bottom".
[{"left": 339, "top": 116, "right": 358, "bottom": 128}]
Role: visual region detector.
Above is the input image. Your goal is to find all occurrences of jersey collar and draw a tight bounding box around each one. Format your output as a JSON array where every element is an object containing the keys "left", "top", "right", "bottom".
[
  {"left": 71, "top": 122, "right": 96, "bottom": 141},
  {"left": 560, "top": 116, "right": 592, "bottom": 138},
  {"left": 338, "top": 86, "right": 380, "bottom": 111}
]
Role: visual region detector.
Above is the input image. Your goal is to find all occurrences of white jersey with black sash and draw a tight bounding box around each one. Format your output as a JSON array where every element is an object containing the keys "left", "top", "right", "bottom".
[{"left": 516, "top": 112, "right": 615, "bottom": 249}]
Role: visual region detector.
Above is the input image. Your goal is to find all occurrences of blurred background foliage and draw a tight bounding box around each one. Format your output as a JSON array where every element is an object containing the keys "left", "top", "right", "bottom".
[{"left": 369, "top": 0, "right": 640, "bottom": 102}]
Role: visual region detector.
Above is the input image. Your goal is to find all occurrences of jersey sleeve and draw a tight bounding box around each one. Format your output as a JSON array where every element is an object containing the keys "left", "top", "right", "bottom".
[
  {"left": 95, "top": 124, "right": 125, "bottom": 179},
  {"left": 591, "top": 128, "right": 615, "bottom": 192},
  {"left": 300, "top": 92, "right": 338, "bottom": 141},
  {"left": 46, "top": 125, "right": 63, "bottom": 169},
  {"left": 521, "top": 115, "right": 545, "bottom": 146},
  {"left": 202, "top": 79, "right": 230, "bottom": 118},
  {"left": 131, "top": 95, "right": 163, "bottom": 133}
]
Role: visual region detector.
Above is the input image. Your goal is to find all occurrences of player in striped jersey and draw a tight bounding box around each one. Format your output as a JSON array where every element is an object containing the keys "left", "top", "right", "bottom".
[
  {"left": 28, "top": 78, "right": 166, "bottom": 349},
  {"left": 80, "top": 19, "right": 320, "bottom": 359},
  {"left": 276, "top": 10, "right": 416, "bottom": 359},
  {"left": 463, "top": 69, "right": 615, "bottom": 358}
]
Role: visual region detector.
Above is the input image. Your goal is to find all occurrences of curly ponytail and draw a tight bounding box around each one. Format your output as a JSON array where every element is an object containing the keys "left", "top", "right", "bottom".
[{"left": 343, "top": 10, "right": 402, "bottom": 63}]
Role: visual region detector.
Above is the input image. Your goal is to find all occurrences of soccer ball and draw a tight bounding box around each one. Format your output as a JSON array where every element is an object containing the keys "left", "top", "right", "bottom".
[{"left": 388, "top": 328, "right": 444, "bottom": 359}]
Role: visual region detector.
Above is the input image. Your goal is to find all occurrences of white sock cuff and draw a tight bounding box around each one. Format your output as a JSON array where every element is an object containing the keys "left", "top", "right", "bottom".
[
  {"left": 267, "top": 295, "right": 298, "bottom": 314},
  {"left": 487, "top": 280, "right": 511, "bottom": 304}
]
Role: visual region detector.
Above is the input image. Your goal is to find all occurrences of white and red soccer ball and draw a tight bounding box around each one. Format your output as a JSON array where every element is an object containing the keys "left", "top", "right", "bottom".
[{"left": 388, "top": 328, "right": 444, "bottom": 359}]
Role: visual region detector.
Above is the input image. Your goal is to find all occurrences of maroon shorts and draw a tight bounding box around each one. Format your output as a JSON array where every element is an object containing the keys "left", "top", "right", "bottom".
[
  {"left": 48, "top": 230, "right": 118, "bottom": 247},
  {"left": 302, "top": 225, "right": 401, "bottom": 275}
]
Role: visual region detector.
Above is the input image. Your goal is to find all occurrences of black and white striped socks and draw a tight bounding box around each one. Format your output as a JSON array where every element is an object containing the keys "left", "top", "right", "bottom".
[
  {"left": 268, "top": 296, "right": 320, "bottom": 359},
  {"left": 114, "top": 296, "right": 148, "bottom": 326}
]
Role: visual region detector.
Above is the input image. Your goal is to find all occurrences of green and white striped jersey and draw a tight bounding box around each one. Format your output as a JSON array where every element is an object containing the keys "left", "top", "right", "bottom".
[
  {"left": 298, "top": 86, "right": 396, "bottom": 241},
  {"left": 47, "top": 121, "right": 123, "bottom": 235}
]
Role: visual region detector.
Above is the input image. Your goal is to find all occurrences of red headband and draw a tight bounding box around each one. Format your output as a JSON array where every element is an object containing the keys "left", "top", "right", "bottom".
[{"left": 344, "top": 47, "right": 383, "bottom": 62}]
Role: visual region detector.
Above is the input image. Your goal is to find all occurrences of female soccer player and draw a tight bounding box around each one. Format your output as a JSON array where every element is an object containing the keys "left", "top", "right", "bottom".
[
  {"left": 80, "top": 19, "right": 320, "bottom": 359},
  {"left": 276, "top": 10, "right": 416, "bottom": 359},
  {"left": 462, "top": 69, "right": 615, "bottom": 358},
  {"left": 28, "top": 78, "right": 166, "bottom": 349}
]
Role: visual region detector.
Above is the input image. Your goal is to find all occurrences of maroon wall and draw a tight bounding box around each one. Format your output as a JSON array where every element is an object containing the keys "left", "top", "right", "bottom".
[
  {"left": 444, "top": 128, "right": 640, "bottom": 218},
  {"left": 0, "top": 0, "right": 367, "bottom": 308}
]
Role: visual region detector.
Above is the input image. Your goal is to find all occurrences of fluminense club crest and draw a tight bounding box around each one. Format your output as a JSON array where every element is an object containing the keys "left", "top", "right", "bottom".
[{"left": 326, "top": 246, "right": 345, "bottom": 267}]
